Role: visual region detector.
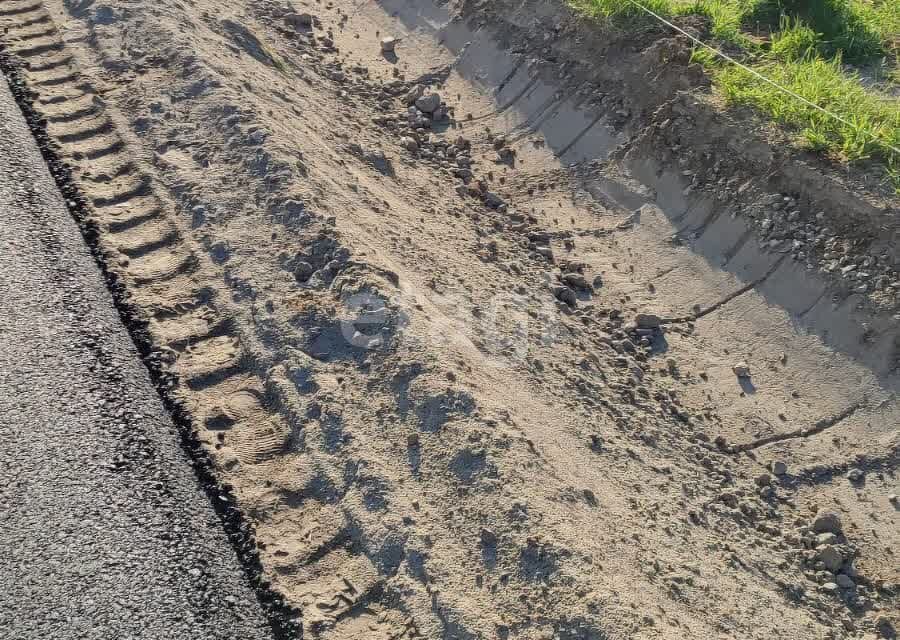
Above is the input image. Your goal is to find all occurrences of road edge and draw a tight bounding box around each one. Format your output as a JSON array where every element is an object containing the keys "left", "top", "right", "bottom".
[{"left": 0, "top": 48, "right": 303, "bottom": 640}]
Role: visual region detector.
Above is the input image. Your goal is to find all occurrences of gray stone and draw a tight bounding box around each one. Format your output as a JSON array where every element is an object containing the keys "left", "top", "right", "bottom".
[
  {"left": 875, "top": 615, "right": 895, "bottom": 638},
  {"left": 285, "top": 12, "right": 315, "bottom": 28},
  {"left": 404, "top": 85, "right": 424, "bottom": 106},
  {"left": 820, "top": 582, "right": 839, "bottom": 594},
  {"left": 816, "top": 545, "right": 844, "bottom": 572},
  {"left": 415, "top": 92, "right": 442, "bottom": 114},
  {"left": 381, "top": 37, "right": 400, "bottom": 53},
  {"left": 847, "top": 468, "right": 864, "bottom": 482},
  {"left": 732, "top": 362, "right": 751, "bottom": 378},
  {"left": 562, "top": 273, "right": 590, "bottom": 291},
  {"left": 294, "top": 260, "right": 315, "bottom": 282},
  {"left": 812, "top": 511, "right": 842, "bottom": 534},
  {"left": 248, "top": 129, "right": 267, "bottom": 144},
  {"left": 551, "top": 285, "right": 577, "bottom": 307},
  {"left": 719, "top": 492, "right": 738, "bottom": 508},
  {"left": 483, "top": 191, "right": 505, "bottom": 209},
  {"left": 634, "top": 313, "right": 662, "bottom": 329},
  {"left": 835, "top": 573, "right": 855, "bottom": 588},
  {"left": 816, "top": 532, "right": 837, "bottom": 546},
  {"left": 772, "top": 460, "right": 788, "bottom": 476}
]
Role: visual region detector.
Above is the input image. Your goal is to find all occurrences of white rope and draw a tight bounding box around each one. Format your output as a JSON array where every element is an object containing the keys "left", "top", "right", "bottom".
[{"left": 621, "top": 0, "right": 900, "bottom": 156}]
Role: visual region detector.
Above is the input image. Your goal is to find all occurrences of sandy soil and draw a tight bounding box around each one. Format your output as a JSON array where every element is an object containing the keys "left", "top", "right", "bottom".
[{"left": 1, "top": 0, "right": 898, "bottom": 638}]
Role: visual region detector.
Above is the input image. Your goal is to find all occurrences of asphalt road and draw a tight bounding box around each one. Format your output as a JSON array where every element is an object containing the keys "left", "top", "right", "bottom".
[{"left": 0, "top": 76, "right": 275, "bottom": 639}]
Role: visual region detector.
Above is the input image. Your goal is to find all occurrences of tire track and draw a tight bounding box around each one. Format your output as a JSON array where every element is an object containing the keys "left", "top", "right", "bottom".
[
  {"left": 0, "top": 46, "right": 304, "bottom": 640},
  {"left": 0, "top": 2, "right": 411, "bottom": 637}
]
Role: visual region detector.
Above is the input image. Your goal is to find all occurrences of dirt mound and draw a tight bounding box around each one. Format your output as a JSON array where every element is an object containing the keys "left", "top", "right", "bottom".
[{"left": 1, "top": 0, "right": 897, "bottom": 638}]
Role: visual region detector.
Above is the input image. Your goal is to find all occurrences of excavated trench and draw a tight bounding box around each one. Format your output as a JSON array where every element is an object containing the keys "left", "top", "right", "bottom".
[{"left": 1, "top": 0, "right": 897, "bottom": 637}]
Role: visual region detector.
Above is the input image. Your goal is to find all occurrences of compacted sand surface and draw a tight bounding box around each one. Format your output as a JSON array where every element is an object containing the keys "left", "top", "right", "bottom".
[{"left": 1, "top": 0, "right": 897, "bottom": 637}]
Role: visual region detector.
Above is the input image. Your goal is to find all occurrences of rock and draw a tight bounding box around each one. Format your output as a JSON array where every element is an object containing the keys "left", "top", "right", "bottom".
[
  {"left": 404, "top": 85, "right": 424, "bottom": 106},
  {"left": 755, "top": 473, "right": 772, "bottom": 487},
  {"left": 772, "top": 460, "right": 788, "bottom": 476},
  {"left": 847, "top": 468, "right": 864, "bottom": 482},
  {"left": 381, "top": 37, "right": 399, "bottom": 53},
  {"left": 482, "top": 192, "right": 505, "bottom": 209},
  {"left": 812, "top": 511, "right": 842, "bottom": 534},
  {"left": 817, "top": 545, "right": 844, "bottom": 572},
  {"left": 209, "top": 241, "right": 230, "bottom": 264},
  {"left": 562, "top": 273, "right": 591, "bottom": 291},
  {"left": 399, "top": 136, "right": 418, "bottom": 153},
  {"left": 816, "top": 532, "right": 837, "bottom": 546},
  {"left": 732, "top": 362, "right": 751, "bottom": 378},
  {"left": 415, "top": 92, "right": 441, "bottom": 114},
  {"left": 875, "top": 616, "right": 895, "bottom": 638},
  {"left": 293, "top": 260, "right": 314, "bottom": 283},
  {"left": 835, "top": 573, "right": 855, "bottom": 588},
  {"left": 889, "top": 493, "right": 899, "bottom": 505},
  {"left": 248, "top": 129, "right": 267, "bottom": 144},
  {"left": 634, "top": 313, "right": 662, "bottom": 329},
  {"left": 551, "top": 285, "right": 577, "bottom": 307},
  {"left": 719, "top": 492, "right": 738, "bottom": 508},
  {"left": 285, "top": 12, "right": 315, "bottom": 29}
]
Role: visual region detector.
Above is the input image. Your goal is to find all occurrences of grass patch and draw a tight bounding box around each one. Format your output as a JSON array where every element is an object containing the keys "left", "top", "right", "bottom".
[
  {"left": 574, "top": 0, "right": 900, "bottom": 190},
  {"left": 716, "top": 55, "right": 899, "bottom": 175},
  {"left": 745, "top": 0, "right": 886, "bottom": 61},
  {"left": 579, "top": 0, "right": 893, "bottom": 59}
]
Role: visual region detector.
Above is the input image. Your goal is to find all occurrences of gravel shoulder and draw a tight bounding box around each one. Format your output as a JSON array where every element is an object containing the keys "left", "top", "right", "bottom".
[{"left": 0, "top": 74, "right": 273, "bottom": 640}]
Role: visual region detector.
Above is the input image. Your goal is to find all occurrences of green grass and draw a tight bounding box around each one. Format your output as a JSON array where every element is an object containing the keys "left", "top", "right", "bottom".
[
  {"left": 717, "top": 55, "right": 899, "bottom": 174},
  {"left": 577, "top": 0, "right": 896, "bottom": 58},
  {"left": 573, "top": 0, "right": 900, "bottom": 190},
  {"left": 746, "top": 0, "right": 886, "bottom": 60}
]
